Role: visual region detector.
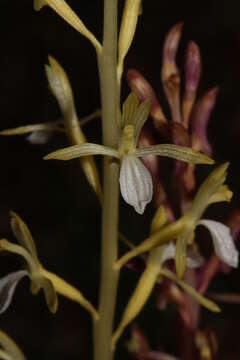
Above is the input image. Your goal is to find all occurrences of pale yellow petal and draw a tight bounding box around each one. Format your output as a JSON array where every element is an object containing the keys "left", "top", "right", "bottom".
[
  {"left": 118, "top": 0, "right": 142, "bottom": 81},
  {"left": 41, "top": 269, "right": 99, "bottom": 320},
  {"left": 0, "top": 330, "right": 26, "bottom": 360},
  {"left": 135, "top": 144, "right": 214, "bottom": 165},
  {"left": 150, "top": 205, "right": 167, "bottom": 234},
  {"left": 44, "top": 143, "right": 119, "bottom": 161},
  {"left": 34, "top": 0, "right": 102, "bottom": 53},
  {"left": 122, "top": 92, "right": 139, "bottom": 127},
  {"left": 189, "top": 163, "right": 229, "bottom": 221},
  {"left": 31, "top": 274, "right": 58, "bottom": 314},
  {"left": 160, "top": 269, "right": 220, "bottom": 313},
  {"left": 10, "top": 212, "right": 38, "bottom": 261},
  {"left": 115, "top": 218, "right": 185, "bottom": 269},
  {"left": 112, "top": 248, "right": 162, "bottom": 349},
  {"left": 0, "top": 240, "right": 38, "bottom": 274},
  {"left": 0, "top": 122, "right": 63, "bottom": 136}
]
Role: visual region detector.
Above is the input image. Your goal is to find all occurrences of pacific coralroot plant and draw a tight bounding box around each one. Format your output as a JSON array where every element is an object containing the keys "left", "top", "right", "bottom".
[{"left": 1, "top": 1, "right": 240, "bottom": 360}]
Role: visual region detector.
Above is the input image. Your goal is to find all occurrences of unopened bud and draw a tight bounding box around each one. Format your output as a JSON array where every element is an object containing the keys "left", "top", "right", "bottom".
[
  {"left": 127, "top": 324, "right": 149, "bottom": 356},
  {"left": 182, "top": 41, "right": 201, "bottom": 128},
  {"left": 162, "top": 23, "right": 183, "bottom": 123},
  {"left": 162, "top": 22, "right": 183, "bottom": 82},
  {"left": 191, "top": 87, "right": 218, "bottom": 156}
]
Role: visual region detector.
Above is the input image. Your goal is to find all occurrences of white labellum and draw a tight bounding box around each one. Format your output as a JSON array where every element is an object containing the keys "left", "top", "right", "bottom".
[
  {"left": 0, "top": 270, "right": 28, "bottom": 314},
  {"left": 119, "top": 155, "right": 153, "bottom": 214},
  {"left": 161, "top": 242, "right": 204, "bottom": 268},
  {"left": 197, "top": 219, "right": 239, "bottom": 268}
]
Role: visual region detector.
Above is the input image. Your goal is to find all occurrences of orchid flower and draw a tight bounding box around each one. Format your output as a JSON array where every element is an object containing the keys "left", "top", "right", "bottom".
[
  {"left": 112, "top": 238, "right": 218, "bottom": 349},
  {"left": 0, "top": 212, "right": 98, "bottom": 320},
  {"left": 0, "top": 56, "right": 102, "bottom": 202},
  {"left": 44, "top": 92, "right": 213, "bottom": 214},
  {"left": 115, "top": 163, "right": 238, "bottom": 274},
  {"left": 175, "top": 162, "right": 239, "bottom": 278}
]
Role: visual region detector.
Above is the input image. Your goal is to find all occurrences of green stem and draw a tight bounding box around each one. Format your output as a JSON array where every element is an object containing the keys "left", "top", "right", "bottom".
[{"left": 93, "top": 1, "right": 120, "bottom": 360}]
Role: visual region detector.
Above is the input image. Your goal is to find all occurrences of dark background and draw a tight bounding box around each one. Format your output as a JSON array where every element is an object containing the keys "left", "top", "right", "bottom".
[{"left": 0, "top": 1, "right": 240, "bottom": 359}]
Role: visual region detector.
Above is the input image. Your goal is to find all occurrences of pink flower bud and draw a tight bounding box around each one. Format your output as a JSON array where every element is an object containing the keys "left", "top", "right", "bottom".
[
  {"left": 191, "top": 87, "right": 218, "bottom": 156},
  {"left": 182, "top": 41, "right": 201, "bottom": 128},
  {"left": 162, "top": 22, "right": 183, "bottom": 82},
  {"left": 162, "top": 23, "right": 183, "bottom": 123},
  {"left": 127, "top": 324, "right": 150, "bottom": 356}
]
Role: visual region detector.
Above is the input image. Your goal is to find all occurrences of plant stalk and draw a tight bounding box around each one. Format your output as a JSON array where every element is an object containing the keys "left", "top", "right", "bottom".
[{"left": 93, "top": 1, "right": 120, "bottom": 360}]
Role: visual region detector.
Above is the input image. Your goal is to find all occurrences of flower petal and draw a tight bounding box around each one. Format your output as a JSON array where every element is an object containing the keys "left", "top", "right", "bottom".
[
  {"left": 189, "top": 163, "right": 229, "bottom": 220},
  {"left": 45, "top": 56, "right": 75, "bottom": 117},
  {"left": 112, "top": 251, "right": 160, "bottom": 349},
  {"left": 134, "top": 98, "right": 151, "bottom": 144},
  {"left": 44, "top": 143, "right": 119, "bottom": 161},
  {"left": 122, "top": 92, "right": 139, "bottom": 127},
  {"left": 26, "top": 130, "right": 53, "bottom": 145},
  {"left": 197, "top": 220, "right": 239, "bottom": 268},
  {"left": 160, "top": 268, "right": 220, "bottom": 313},
  {"left": 0, "top": 239, "right": 38, "bottom": 274},
  {"left": 161, "top": 242, "right": 204, "bottom": 268},
  {"left": 0, "top": 349, "right": 14, "bottom": 360},
  {"left": 186, "top": 246, "right": 205, "bottom": 268},
  {"left": 10, "top": 212, "right": 38, "bottom": 261},
  {"left": 0, "top": 122, "right": 63, "bottom": 136},
  {"left": 33, "top": 0, "right": 46, "bottom": 11},
  {"left": 0, "top": 330, "right": 26, "bottom": 360},
  {"left": 34, "top": 0, "right": 102, "bottom": 53},
  {"left": 175, "top": 228, "right": 193, "bottom": 278},
  {"left": 160, "top": 242, "right": 176, "bottom": 265},
  {"left": 31, "top": 275, "right": 58, "bottom": 314},
  {"left": 119, "top": 156, "right": 153, "bottom": 214},
  {"left": 0, "top": 271, "right": 28, "bottom": 315},
  {"left": 135, "top": 144, "right": 214, "bottom": 165}
]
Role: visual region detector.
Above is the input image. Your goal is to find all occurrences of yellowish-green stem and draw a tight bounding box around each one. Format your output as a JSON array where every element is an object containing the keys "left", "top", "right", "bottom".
[{"left": 93, "top": 1, "right": 120, "bottom": 360}]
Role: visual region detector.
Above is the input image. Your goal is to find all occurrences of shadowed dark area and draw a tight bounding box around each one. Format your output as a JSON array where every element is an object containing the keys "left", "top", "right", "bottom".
[{"left": 0, "top": 1, "right": 240, "bottom": 359}]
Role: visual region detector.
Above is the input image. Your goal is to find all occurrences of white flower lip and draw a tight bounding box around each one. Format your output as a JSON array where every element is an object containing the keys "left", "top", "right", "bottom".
[
  {"left": 197, "top": 219, "right": 239, "bottom": 268},
  {"left": 119, "top": 155, "right": 153, "bottom": 214},
  {"left": 0, "top": 270, "right": 28, "bottom": 314},
  {"left": 161, "top": 242, "right": 204, "bottom": 268}
]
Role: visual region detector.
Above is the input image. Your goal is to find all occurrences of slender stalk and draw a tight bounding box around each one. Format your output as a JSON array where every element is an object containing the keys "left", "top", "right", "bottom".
[{"left": 93, "top": 1, "right": 120, "bottom": 360}]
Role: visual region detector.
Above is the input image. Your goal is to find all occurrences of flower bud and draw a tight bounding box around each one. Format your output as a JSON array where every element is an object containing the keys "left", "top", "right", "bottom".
[
  {"left": 191, "top": 87, "right": 218, "bottom": 156},
  {"left": 162, "top": 23, "right": 183, "bottom": 123},
  {"left": 182, "top": 41, "right": 201, "bottom": 128}
]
